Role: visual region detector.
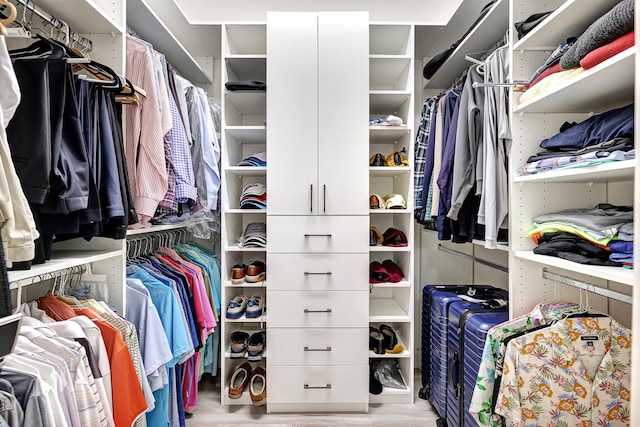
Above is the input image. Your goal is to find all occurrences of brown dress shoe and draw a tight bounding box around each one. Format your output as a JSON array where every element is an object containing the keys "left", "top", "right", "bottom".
[
  {"left": 245, "top": 261, "right": 266, "bottom": 283},
  {"left": 228, "top": 362, "right": 252, "bottom": 399},
  {"left": 231, "top": 264, "right": 246, "bottom": 284}
]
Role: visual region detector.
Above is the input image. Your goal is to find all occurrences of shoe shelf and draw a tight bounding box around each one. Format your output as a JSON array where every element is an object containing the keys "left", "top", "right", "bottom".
[
  {"left": 369, "top": 209, "right": 412, "bottom": 215},
  {"left": 224, "top": 281, "right": 266, "bottom": 288},
  {"left": 225, "top": 56, "right": 267, "bottom": 82},
  {"left": 370, "top": 280, "right": 411, "bottom": 288},
  {"left": 369, "top": 246, "right": 410, "bottom": 252},
  {"left": 369, "top": 298, "right": 411, "bottom": 322},
  {"left": 225, "top": 209, "right": 267, "bottom": 215},
  {"left": 224, "top": 166, "right": 267, "bottom": 177},
  {"left": 369, "top": 126, "right": 411, "bottom": 145},
  {"left": 226, "top": 314, "right": 268, "bottom": 323},
  {"left": 369, "top": 166, "right": 410, "bottom": 177},
  {"left": 368, "top": 335, "right": 410, "bottom": 359},
  {"left": 368, "top": 368, "right": 411, "bottom": 404},
  {"left": 226, "top": 126, "right": 267, "bottom": 143},
  {"left": 369, "top": 56, "right": 412, "bottom": 91}
]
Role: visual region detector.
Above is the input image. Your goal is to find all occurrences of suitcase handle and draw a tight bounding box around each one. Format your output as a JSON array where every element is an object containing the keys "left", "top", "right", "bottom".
[{"left": 448, "top": 351, "right": 459, "bottom": 398}]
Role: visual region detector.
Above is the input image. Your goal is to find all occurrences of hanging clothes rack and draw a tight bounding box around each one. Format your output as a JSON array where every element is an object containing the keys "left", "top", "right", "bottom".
[
  {"left": 437, "top": 244, "right": 509, "bottom": 273},
  {"left": 541, "top": 267, "right": 632, "bottom": 304},
  {"left": 3, "top": 0, "right": 92, "bottom": 52}
]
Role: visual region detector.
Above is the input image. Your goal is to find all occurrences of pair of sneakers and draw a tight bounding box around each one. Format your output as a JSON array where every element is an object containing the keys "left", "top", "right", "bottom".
[
  {"left": 231, "top": 261, "right": 266, "bottom": 284},
  {"left": 226, "top": 294, "right": 265, "bottom": 319},
  {"left": 230, "top": 330, "right": 266, "bottom": 361}
]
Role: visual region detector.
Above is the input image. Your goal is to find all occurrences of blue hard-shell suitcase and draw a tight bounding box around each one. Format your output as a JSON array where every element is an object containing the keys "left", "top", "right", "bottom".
[
  {"left": 420, "top": 285, "right": 507, "bottom": 427},
  {"left": 446, "top": 295, "right": 508, "bottom": 427}
]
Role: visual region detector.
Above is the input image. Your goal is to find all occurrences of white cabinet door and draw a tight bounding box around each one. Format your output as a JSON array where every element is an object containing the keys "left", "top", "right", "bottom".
[
  {"left": 267, "top": 12, "right": 319, "bottom": 215},
  {"left": 267, "top": 12, "right": 369, "bottom": 216},
  {"left": 318, "top": 12, "right": 370, "bottom": 215}
]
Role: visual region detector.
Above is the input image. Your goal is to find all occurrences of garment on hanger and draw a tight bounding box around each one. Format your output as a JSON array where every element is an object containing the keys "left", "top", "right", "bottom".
[{"left": 494, "top": 315, "right": 631, "bottom": 426}]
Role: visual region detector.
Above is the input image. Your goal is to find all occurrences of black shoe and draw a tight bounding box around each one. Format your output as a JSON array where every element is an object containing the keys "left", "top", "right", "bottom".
[
  {"left": 369, "top": 326, "right": 385, "bottom": 355},
  {"left": 369, "top": 361, "right": 383, "bottom": 395},
  {"left": 246, "top": 331, "right": 266, "bottom": 361},
  {"left": 379, "top": 324, "right": 398, "bottom": 351},
  {"left": 369, "top": 153, "right": 385, "bottom": 166},
  {"left": 230, "top": 331, "right": 249, "bottom": 358}
]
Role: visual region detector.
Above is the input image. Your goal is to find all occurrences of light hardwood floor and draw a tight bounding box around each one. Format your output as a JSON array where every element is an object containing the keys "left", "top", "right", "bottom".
[{"left": 186, "top": 374, "right": 440, "bottom": 426}]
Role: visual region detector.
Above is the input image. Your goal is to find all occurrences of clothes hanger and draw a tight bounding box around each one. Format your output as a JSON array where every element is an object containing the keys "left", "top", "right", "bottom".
[{"left": 0, "top": 0, "right": 17, "bottom": 36}]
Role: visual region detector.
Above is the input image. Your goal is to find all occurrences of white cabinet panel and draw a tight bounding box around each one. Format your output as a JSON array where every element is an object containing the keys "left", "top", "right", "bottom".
[
  {"left": 267, "top": 253, "right": 369, "bottom": 291},
  {"left": 268, "top": 365, "right": 368, "bottom": 404},
  {"left": 267, "top": 215, "right": 369, "bottom": 253},
  {"left": 267, "top": 12, "right": 318, "bottom": 215},
  {"left": 267, "top": 290, "right": 369, "bottom": 328},
  {"left": 268, "top": 328, "right": 368, "bottom": 366},
  {"left": 318, "top": 12, "right": 370, "bottom": 215}
]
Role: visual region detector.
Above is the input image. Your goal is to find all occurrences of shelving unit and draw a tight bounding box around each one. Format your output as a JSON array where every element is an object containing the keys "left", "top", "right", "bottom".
[
  {"left": 368, "top": 23, "right": 415, "bottom": 405},
  {"left": 220, "top": 21, "right": 268, "bottom": 407},
  {"left": 509, "top": 0, "right": 635, "bottom": 329}
]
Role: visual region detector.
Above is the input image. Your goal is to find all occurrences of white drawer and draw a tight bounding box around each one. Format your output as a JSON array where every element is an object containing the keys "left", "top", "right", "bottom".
[
  {"left": 267, "top": 215, "right": 368, "bottom": 253},
  {"left": 267, "top": 365, "right": 368, "bottom": 404},
  {"left": 267, "top": 290, "right": 368, "bottom": 327},
  {"left": 266, "top": 253, "right": 368, "bottom": 291},
  {"left": 267, "top": 328, "right": 368, "bottom": 366}
]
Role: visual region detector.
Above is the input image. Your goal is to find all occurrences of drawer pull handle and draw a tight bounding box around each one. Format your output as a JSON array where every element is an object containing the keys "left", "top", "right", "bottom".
[
  {"left": 304, "top": 384, "right": 332, "bottom": 390},
  {"left": 310, "top": 184, "right": 313, "bottom": 213},
  {"left": 304, "top": 308, "right": 332, "bottom": 313},
  {"left": 304, "top": 272, "right": 332, "bottom": 276},
  {"left": 304, "top": 346, "right": 332, "bottom": 352},
  {"left": 304, "top": 234, "right": 333, "bottom": 238}
]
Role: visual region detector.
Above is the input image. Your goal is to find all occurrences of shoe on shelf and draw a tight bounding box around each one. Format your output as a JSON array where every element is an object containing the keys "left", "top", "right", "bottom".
[
  {"left": 378, "top": 324, "right": 398, "bottom": 352},
  {"left": 231, "top": 264, "right": 247, "bottom": 284},
  {"left": 228, "top": 362, "right": 252, "bottom": 399},
  {"left": 246, "top": 260, "right": 266, "bottom": 283},
  {"left": 370, "top": 226, "right": 383, "bottom": 246},
  {"left": 369, "top": 362, "right": 383, "bottom": 395},
  {"left": 247, "top": 330, "right": 266, "bottom": 361},
  {"left": 369, "top": 153, "right": 385, "bottom": 166},
  {"left": 245, "top": 294, "right": 264, "bottom": 318},
  {"left": 369, "top": 194, "right": 385, "bottom": 209},
  {"left": 226, "top": 295, "right": 248, "bottom": 319},
  {"left": 382, "top": 259, "right": 404, "bottom": 283},
  {"left": 249, "top": 366, "right": 267, "bottom": 406},
  {"left": 230, "top": 331, "right": 249, "bottom": 358},
  {"left": 369, "top": 326, "right": 385, "bottom": 355},
  {"left": 385, "top": 148, "right": 409, "bottom": 166},
  {"left": 369, "top": 261, "right": 390, "bottom": 284}
]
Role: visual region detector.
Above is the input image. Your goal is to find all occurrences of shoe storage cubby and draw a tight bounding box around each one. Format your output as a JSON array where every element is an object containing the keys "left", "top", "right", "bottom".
[
  {"left": 221, "top": 22, "right": 270, "bottom": 408},
  {"left": 368, "top": 22, "right": 415, "bottom": 405}
]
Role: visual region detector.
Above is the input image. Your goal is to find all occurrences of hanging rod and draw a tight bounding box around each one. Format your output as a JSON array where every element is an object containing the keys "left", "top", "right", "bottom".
[
  {"left": 541, "top": 267, "right": 632, "bottom": 304},
  {"left": 437, "top": 244, "right": 509, "bottom": 273},
  {"left": 4, "top": 0, "right": 92, "bottom": 52}
]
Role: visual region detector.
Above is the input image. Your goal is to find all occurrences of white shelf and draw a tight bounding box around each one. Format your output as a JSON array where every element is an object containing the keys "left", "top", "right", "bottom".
[
  {"left": 514, "top": 160, "right": 635, "bottom": 184},
  {"left": 370, "top": 91, "right": 411, "bottom": 114},
  {"left": 369, "top": 298, "right": 410, "bottom": 322},
  {"left": 513, "top": 0, "right": 623, "bottom": 52},
  {"left": 515, "top": 48, "right": 634, "bottom": 114},
  {"left": 224, "top": 349, "right": 267, "bottom": 359},
  {"left": 225, "top": 209, "right": 267, "bottom": 215},
  {"left": 226, "top": 246, "right": 266, "bottom": 252},
  {"left": 370, "top": 279, "right": 411, "bottom": 288},
  {"left": 422, "top": 0, "right": 508, "bottom": 88},
  {"left": 369, "top": 246, "right": 411, "bottom": 253},
  {"left": 224, "top": 281, "right": 266, "bottom": 288},
  {"left": 225, "top": 92, "right": 267, "bottom": 116},
  {"left": 127, "top": 0, "right": 212, "bottom": 84},
  {"left": 126, "top": 223, "right": 188, "bottom": 236},
  {"left": 226, "top": 55, "right": 267, "bottom": 82},
  {"left": 38, "top": 0, "right": 123, "bottom": 33},
  {"left": 368, "top": 334, "right": 410, "bottom": 359},
  {"left": 224, "top": 166, "right": 267, "bottom": 176},
  {"left": 225, "top": 314, "right": 268, "bottom": 323},
  {"left": 369, "top": 25, "right": 411, "bottom": 56},
  {"left": 369, "top": 209, "right": 411, "bottom": 215},
  {"left": 224, "top": 23, "right": 267, "bottom": 56},
  {"left": 369, "top": 166, "right": 411, "bottom": 177},
  {"left": 514, "top": 251, "right": 633, "bottom": 286},
  {"left": 369, "top": 127, "right": 411, "bottom": 144},
  {"left": 223, "top": 387, "right": 257, "bottom": 406},
  {"left": 369, "top": 56, "right": 412, "bottom": 91},
  {"left": 368, "top": 368, "right": 411, "bottom": 404},
  {"left": 226, "top": 126, "right": 267, "bottom": 144},
  {"left": 9, "top": 250, "right": 123, "bottom": 286}
]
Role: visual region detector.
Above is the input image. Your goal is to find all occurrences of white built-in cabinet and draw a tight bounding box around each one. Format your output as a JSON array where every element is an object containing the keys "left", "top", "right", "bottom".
[{"left": 266, "top": 11, "right": 370, "bottom": 413}]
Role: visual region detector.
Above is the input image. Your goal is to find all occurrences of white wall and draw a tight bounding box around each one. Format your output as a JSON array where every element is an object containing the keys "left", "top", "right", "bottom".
[{"left": 175, "top": 0, "right": 463, "bottom": 24}]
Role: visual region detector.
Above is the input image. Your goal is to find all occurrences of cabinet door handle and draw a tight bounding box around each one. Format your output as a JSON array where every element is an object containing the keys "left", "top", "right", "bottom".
[
  {"left": 304, "top": 234, "right": 332, "bottom": 238},
  {"left": 323, "top": 184, "right": 326, "bottom": 213},
  {"left": 304, "top": 346, "right": 332, "bottom": 352},
  {"left": 310, "top": 184, "right": 313, "bottom": 213},
  {"left": 304, "top": 308, "right": 332, "bottom": 313},
  {"left": 304, "top": 272, "right": 332, "bottom": 276},
  {"left": 304, "top": 384, "right": 332, "bottom": 390}
]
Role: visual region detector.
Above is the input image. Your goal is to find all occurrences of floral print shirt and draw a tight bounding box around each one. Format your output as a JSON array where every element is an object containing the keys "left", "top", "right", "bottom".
[{"left": 494, "top": 316, "right": 631, "bottom": 427}]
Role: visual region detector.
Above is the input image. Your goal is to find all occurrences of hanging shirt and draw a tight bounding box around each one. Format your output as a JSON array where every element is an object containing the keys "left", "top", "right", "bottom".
[{"left": 495, "top": 316, "right": 632, "bottom": 426}]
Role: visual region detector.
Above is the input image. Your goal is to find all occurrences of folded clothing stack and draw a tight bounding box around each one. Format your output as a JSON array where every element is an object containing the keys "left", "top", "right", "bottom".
[
  {"left": 240, "top": 183, "right": 266, "bottom": 210},
  {"left": 225, "top": 80, "right": 266, "bottom": 91},
  {"left": 237, "top": 152, "right": 267, "bottom": 167},
  {"left": 239, "top": 222, "right": 267, "bottom": 248}
]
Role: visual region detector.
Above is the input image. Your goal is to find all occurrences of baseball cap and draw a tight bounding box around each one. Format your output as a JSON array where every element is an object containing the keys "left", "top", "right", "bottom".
[
  {"left": 384, "top": 194, "right": 406, "bottom": 209},
  {"left": 237, "top": 152, "right": 267, "bottom": 167},
  {"left": 239, "top": 222, "right": 266, "bottom": 248}
]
